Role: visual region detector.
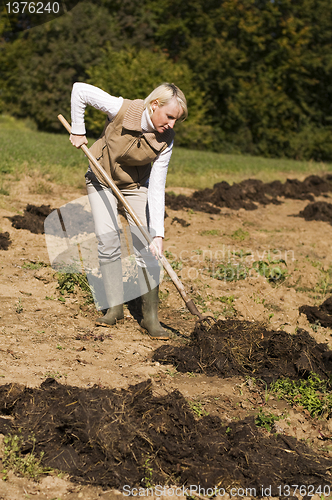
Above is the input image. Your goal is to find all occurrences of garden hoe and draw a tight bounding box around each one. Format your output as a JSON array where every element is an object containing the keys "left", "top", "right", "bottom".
[{"left": 58, "top": 114, "right": 214, "bottom": 326}]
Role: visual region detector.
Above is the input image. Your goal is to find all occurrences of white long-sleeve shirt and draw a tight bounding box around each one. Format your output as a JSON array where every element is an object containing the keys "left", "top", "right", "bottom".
[{"left": 71, "top": 82, "right": 173, "bottom": 238}]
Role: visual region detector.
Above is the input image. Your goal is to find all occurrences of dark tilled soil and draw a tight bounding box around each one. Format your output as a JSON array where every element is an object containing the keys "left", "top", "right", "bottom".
[
  {"left": 0, "top": 378, "right": 330, "bottom": 494},
  {"left": 7, "top": 204, "right": 53, "bottom": 234},
  {"left": 166, "top": 175, "right": 332, "bottom": 212},
  {"left": 171, "top": 216, "right": 190, "bottom": 227},
  {"left": 300, "top": 296, "right": 332, "bottom": 328},
  {"left": 7, "top": 175, "right": 332, "bottom": 242},
  {"left": 153, "top": 320, "right": 332, "bottom": 383},
  {"left": 0, "top": 232, "right": 11, "bottom": 250},
  {"left": 297, "top": 201, "right": 332, "bottom": 225}
]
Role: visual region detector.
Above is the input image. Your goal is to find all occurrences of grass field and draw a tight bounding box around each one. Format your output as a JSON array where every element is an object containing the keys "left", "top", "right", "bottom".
[{"left": 1, "top": 114, "right": 332, "bottom": 191}]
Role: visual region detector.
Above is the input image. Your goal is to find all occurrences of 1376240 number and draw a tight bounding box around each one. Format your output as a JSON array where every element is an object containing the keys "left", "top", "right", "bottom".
[
  {"left": 277, "top": 485, "right": 331, "bottom": 497},
  {"left": 5, "top": 2, "right": 60, "bottom": 14}
]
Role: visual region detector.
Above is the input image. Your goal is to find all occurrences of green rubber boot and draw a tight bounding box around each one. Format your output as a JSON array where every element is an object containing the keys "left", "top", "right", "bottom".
[
  {"left": 140, "top": 285, "right": 169, "bottom": 340},
  {"left": 96, "top": 260, "right": 124, "bottom": 327}
]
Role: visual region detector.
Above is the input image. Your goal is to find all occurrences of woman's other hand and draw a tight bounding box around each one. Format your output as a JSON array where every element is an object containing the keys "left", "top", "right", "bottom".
[
  {"left": 150, "top": 236, "right": 163, "bottom": 258},
  {"left": 70, "top": 134, "right": 88, "bottom": 148}
]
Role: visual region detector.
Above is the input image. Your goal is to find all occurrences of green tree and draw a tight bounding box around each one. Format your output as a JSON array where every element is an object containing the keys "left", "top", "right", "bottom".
[
  {"left": 149, "top": 0, "right": 332, "bottom": 159},
  {"left": 1, "top": 0, "right": 332, "bottom": 159},
  {"left": 0, "top": 1, "right": 120, "bottom": 130},
  {"left": 85, "top": 45, "right": 214, "bottom": 148}
]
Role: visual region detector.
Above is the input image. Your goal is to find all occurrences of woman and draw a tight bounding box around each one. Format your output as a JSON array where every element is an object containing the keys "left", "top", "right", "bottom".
[{"left": 70, "top": 82, "right": 187, "bottom": 339}]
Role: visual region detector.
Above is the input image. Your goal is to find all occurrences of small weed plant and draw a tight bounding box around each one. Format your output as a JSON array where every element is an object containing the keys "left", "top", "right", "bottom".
[
  {"left": 56, "top": 271, "right": 94, "bottom": 304},
  {"left": 15, "top": 299, "right": 23, "bottom": 314},
  {"left": 200, "top": 229, "right": 220, "bottom": 236},
  {"left": 188, "top": 401, "right": 209, "bottom": 418},
  {"left": 218, "top": 295, "right": 236, "bottom": 316},
  {"left": 22, "top": 261, "right": 46, "bottom": 270},
  {"left": 44, "top": 371, "right": 66, "bottom": 379},
  {"left": 212, "top": 262, "right": 248, "bottom": 282},
  {"left": 252, "top": 254, "right": 287, "bottom": 284},
  {"left": 255, "top": 409, "right": 281, "bottom": 432},
  {"left": 164, "top": 250, "right": 183, "bottom": 271},
  {"left": 316, "top": 265, "right": 332, "bottom": 297},
  {"left": 271, "top": 373, "right": 332, "bottom": 418},
  {"left": 210, "top": 252, "right": 287, "bottom": 285},
  {"left": 2, "top": 432, "right": 52, "bottom": 480},
  {"left": 231, "top": 228, "right": 249, "bottom": 241},
  {"left": 143, "top": 456, "right": 154, "bottom": 488},
  {"left": 165, "top": 368, "right": 177, "bottom": 377},
  {"left": 0, "top": 184, "right": 10, "bottom": 196},
  {"left": 310, "top": 320, "right": 321, "bottom": 333}
]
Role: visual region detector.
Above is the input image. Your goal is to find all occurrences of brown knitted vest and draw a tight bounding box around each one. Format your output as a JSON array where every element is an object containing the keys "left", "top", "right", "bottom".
[{"left": 88, "top": 99, "right": 175, "bottom": 189}]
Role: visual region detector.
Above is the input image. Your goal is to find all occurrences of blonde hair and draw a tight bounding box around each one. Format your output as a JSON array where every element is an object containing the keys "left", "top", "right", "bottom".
[{"left": 144, "top": 83, "right": 188, "bottom": 121}]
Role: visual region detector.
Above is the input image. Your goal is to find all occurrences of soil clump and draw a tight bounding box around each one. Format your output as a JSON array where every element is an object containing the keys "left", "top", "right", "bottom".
[
  {"left": 0, "top": 231, "right": 11, "bottom": 250},
  {"left": 0, "top": 378, "right": 330, "bottom": 493},
  {"left": 153, "top": 319, "right": 332, "bottom": 383},
  {"left": 166, "top": 175, "right": 332, "bottom": 212},
  {"left": 297, "top": 201, "right": 332, "bottom": 225},
  {"left": 300, "top": 296, "right": 332, "bottom": 328},
  {"left": 165, "top": 192, "right": 221, "bottom": 214},
  {"left": 7, "top": 204, "right": 53, "bottom": 234}
]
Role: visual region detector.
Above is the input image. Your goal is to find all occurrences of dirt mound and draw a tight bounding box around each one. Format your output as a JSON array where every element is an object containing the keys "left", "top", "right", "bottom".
[
  {"left": 171, "top": 216, "right": 190, "bottom": 227},
  {"left": 297, "top": 201, "right": 332, "bottom": 224},
  {"left": 0, "top": 231, "right": 11, "bottom": 250},
  {"left": 165, "top": 192, "right": 221, "bottom": 214},
  {"left": 153, "top": 320, "right": 332, "bottom": 383},
  {"left": 7, "top": 204, "right": 53, "bottom": 234},
  {"left": 0, "top": 378, "right": 330, "bottom": 493},
  {"left": 166, "top": 175, "right": 332, "bottom": 212},
  {"left": 300, "top": 296, "right": 332, "bottom": 328}
]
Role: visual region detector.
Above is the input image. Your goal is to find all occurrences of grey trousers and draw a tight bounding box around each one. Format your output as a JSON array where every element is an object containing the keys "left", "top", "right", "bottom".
[{"left": 85, "top": 171, "right": 158, "bottom": 274}]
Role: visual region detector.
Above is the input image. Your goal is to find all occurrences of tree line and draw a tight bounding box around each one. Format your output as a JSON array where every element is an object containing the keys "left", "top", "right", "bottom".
[{"left": 1, "top": 0, "right": 332, "bottom": 160}]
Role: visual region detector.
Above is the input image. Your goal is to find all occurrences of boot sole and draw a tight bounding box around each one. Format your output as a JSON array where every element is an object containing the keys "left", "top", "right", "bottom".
[
  {"left": 139, "top": 325, "right": 170, "bottom": 340},
  {"left": 96, "top": 318, "right": 124, "bottom": 327}
]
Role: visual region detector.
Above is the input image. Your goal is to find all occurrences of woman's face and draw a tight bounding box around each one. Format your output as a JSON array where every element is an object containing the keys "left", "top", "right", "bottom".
[{"left": 151, "top": 98, "right": 183, "bottom": 134}]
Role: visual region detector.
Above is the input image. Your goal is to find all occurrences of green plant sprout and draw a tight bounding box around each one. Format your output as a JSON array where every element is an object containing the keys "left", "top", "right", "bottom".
[
  {"left": 255, "top": 409, "right": 281, "bottom": 432},
  {"left": 188, "top": 401, "right": 209, "bottom": 418},
  {"left": 143, "top": 456, "right": 154, "bottom": 488},
  {"left": 231, "top": 228, "right": 249, "bottom": 241},
  {"left": 252, "top": 253, "right": 287, "bottom": 284},
  {"left": 2, "top": 432, "right": 53, "bottom": 480}
]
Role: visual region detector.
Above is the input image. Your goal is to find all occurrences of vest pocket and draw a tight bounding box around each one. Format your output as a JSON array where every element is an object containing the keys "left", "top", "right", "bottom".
[
  {"left": 118, "top": 137, "right": 157, "bottom": 167},
  {"left": 89, "top": 136, "right": 107, "bottom": 170}
]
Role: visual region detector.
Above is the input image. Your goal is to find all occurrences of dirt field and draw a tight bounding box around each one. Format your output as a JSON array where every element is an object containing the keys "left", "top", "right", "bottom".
[{"left": 0, "top": 174, "right": 332, "bottom": 499}]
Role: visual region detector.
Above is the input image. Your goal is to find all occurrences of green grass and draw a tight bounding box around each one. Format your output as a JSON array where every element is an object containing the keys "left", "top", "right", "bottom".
[
  {"left": 0, "top": 115, "right": 87, "bottom": 188},
  {"left": 1, "top": 114, "right": 332, "bottom": 191},
  {"left": 231, "top": 228, "right": 249, "bottom": 241},
  {"left": 2, "top": 432, "right": 53, "bottom": 481},
  {"left": 168, "top": 147, "right": 332, "bottom": 188},
  {"left": 271, "top": 373, "right": 332, "bottom": 418}
]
